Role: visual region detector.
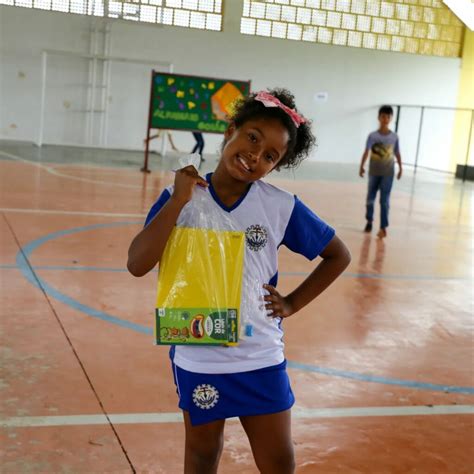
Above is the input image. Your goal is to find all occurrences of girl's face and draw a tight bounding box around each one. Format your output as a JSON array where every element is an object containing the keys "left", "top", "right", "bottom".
[{"left": 220, "top": 118, "right": 290, "bottom": 183}]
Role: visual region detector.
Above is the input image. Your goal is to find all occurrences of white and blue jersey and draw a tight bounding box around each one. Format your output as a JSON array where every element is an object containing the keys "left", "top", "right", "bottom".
[{"left": 145, "top": 172, "right": 335, "bottom": 375}]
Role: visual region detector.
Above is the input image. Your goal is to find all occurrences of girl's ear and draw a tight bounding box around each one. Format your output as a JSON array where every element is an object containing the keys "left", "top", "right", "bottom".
[{"left": 224, "top": 123, "right": 236, "bottom": 141}]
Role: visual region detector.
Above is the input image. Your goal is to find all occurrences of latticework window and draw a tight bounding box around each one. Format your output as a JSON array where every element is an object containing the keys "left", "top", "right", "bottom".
[
  {"left": 241, "top": 0, "right": 464, "bottom": 57},
  {"left": 0, "top": 0, "right": 223, "bottom": 30}
]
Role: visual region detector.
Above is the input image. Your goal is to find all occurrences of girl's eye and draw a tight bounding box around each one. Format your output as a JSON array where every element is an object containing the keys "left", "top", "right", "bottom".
[
  {"left": 248, "top": 133, "right": 257, "bottom": 143},
  {"left": 266, "top": 154, "right": 275, "bottom": 162}
]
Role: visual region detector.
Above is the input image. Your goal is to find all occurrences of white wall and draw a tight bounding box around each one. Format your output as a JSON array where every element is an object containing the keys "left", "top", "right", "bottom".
[{"left": 0, "top": 3, "right": 462, "bottom": 165}]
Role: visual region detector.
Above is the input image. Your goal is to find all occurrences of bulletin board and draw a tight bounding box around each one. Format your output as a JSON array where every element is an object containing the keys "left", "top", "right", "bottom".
[{"left": 142, "top": 71, "right": 251, "bottom": 172}]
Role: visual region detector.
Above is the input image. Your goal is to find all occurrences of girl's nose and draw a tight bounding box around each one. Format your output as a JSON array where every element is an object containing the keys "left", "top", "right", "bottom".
[{"left": 248, "top": 150, "right": 263, "bottom": 163}]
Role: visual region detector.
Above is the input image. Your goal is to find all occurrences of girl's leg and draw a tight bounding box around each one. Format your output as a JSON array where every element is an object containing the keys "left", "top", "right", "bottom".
[
  {"left": 240, "top": 410, "right": 295, "bottom": 474},
  {"left": 183, "top": 410, "right": 225, "bottom": 474}
]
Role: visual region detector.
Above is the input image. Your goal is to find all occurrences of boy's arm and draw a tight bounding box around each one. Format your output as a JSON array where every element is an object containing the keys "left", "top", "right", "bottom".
[
  {"left": 395, "top": 151, "right": 402, "bottom": 179},
  {"left": 359, "top": 149, "right": 369, "bottom": 177},
  {"left": 127, "top": 166, "right": 207, "bottom": 277},
  {"left": 360, "top": 133, "right": 373, "bottom": 177},
  {"left": 263, "top": 235, "right": 351, "bottom": 318}
]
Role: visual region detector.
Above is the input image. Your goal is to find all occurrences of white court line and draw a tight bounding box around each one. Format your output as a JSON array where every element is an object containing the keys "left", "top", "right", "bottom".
[
  {"left": 1, "top": 151, "right": 472, "bottom": 231},
  {"left": 51, "top": 162, "right": 139, "bottom": 170},
  {"left": 4, "top": 206, "right": 469, "bottom": 235},
  {"left": 2, "top": 405, "right": 473, "bottom": 428},
  {"left": 292, "top": 405, "right": 474, "bottom": 419},
  {"left": 0, "top": 207, "right": 146, "bottom": 218},
  {"left": 0, "top": 150, "right": 143, "bottom": 189},
  {"left": 2, "top": 207, "right": 468, "bottom": 233}
]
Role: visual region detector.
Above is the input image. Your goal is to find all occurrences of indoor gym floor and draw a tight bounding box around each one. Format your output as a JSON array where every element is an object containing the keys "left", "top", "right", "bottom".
[{"left": 0, "top": 140, "right": 473, "bottom": 473}]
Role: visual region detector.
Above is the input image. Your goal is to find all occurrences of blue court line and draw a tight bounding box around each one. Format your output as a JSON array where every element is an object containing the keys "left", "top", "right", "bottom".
[
  {"left": 286, "top": 361, "right": 474, "bottom": 395},
  {"left": 2, "top": 264, "right": 470, "bottom": 282},
  {"left": 16, "top": 222, "right": 151, "bottom": 335},
  {"left": 13, "top": 221, "right": 474, "bottom": 395},
  {"left": 284, "top": 271, "right": 471, "bottom": 282}
]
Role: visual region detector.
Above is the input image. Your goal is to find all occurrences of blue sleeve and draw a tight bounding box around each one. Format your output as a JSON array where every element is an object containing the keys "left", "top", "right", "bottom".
[
  {"left": 144, "top": 189, "right": 172, "bottom": 227},
  {"left": 394, "top": 136, "right": 400, "bottom": 155},
  {"left": 366, "top": 133, "right": 374, "bottom": 151},
  {"left": 281, "top": 197, "right": 335, "bottom": 260}
]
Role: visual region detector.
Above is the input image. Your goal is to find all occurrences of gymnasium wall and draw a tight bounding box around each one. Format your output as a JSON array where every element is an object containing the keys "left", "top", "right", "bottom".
[{"left": 0, "top": 2, "right": 463, "bottom": 167}]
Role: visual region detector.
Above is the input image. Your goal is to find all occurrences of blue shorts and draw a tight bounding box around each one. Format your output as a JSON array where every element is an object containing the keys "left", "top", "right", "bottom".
[{"left": 171, "top": 359, "right": 295, "bottom": 426}]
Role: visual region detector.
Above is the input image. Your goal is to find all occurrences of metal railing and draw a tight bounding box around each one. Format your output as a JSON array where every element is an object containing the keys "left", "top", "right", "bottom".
[{"left": 394, "top": 104, "right": 474, "bottom": 181}]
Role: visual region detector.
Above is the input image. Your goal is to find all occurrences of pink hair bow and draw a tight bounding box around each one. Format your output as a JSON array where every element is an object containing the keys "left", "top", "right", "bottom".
[{"left": 255, "top": 91, "right": 307, "bottom": 128}]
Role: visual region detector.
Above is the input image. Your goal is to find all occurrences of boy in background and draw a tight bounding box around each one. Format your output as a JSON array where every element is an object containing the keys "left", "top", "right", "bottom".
[{"left": 359, "top": 105, "right": 402, "bottom": 238}]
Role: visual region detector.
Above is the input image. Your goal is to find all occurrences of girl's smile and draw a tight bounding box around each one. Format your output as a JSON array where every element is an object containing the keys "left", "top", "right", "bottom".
[
  {"left": 236, "top": 154, "right": 252, "bottom": 173},
  {"left": 219, "top": 118, "right": 290, "bottom": 184}
]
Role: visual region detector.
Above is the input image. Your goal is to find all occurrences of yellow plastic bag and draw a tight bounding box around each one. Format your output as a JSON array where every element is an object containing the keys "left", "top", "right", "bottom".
[{"left": 155, "top": 226, "right": 245, "bottom": 346}]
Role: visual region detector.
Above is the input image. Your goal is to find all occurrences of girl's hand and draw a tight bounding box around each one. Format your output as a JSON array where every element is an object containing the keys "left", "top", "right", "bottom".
[
  {"left": 172, "top": 165, "right": 208, "bottom": 205},
  {"left": 262, "top": 284, "right": 294, "bottom": 319}
]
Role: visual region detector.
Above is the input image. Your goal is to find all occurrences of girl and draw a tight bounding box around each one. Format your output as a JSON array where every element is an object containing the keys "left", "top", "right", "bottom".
[{"left": 128, "top": 88, "right": 351, "bottom": 474}]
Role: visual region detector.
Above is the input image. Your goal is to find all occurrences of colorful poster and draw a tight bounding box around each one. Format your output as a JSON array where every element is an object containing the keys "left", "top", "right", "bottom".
[{"left": 150, "top": 72, "right": 251, "bottom": 133}]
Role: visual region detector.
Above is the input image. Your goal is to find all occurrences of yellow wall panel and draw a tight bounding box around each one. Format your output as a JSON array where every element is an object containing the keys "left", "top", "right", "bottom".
[
  {"left": 242, "top": 0, "right": 466, "bottom": 57},
  {"left": 451, "top": 30, "right": 474, "bottom": 170}
]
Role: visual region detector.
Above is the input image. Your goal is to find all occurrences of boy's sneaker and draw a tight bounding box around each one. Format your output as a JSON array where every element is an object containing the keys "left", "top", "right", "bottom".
[
  {"left": 364, "top": 222, "right": 373, "bottom": 233},
  {"left": 377, "top": 228, "right": 387, "bottom": 238}
]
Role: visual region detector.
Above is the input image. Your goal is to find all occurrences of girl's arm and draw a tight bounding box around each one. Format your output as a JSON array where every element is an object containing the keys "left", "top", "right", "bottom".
[
  {"left": 264, "top": 235, "right": 351, "bottom": 318},
  {"left": 127, "top": 166, "right": 208, "bottom": 277}
]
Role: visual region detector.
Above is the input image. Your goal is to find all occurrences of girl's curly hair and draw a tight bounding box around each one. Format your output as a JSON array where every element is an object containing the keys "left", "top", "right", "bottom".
[{"left": 228, "top": 88, "right": 316, "bottom": 169}]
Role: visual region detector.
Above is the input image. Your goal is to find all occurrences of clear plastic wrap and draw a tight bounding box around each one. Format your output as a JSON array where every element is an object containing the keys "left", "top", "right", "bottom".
[{"left": 155, "top": 155, "right": 268, "bottom": 346}]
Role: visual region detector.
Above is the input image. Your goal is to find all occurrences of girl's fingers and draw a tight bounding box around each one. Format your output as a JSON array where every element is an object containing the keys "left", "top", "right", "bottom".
[
  {"left": 266, "top": 308, "right": 279, "bottom": 318},
  {"left": 196, "top": 177, "right": 209, "bottom": 187},
  {"left": 265, "top": 302, "right": 282, "bottom": 315},
  {"left": 177, "top": 167, "right": 208, "bottom": 186},
  {"left": 263, "top": 285, "right": 288, "bottom": 318},
  {"left": 263, "top": 284, "right": 278, "bottom": 295},
  {"left": 263, "top": 294, "right": 279, "bottom": 302},
  {"left": 176, "top": 166, "right": 195, "bottom": 177},
  {"left": 265, "top": 303, "right": 275, "bottom": 313}
]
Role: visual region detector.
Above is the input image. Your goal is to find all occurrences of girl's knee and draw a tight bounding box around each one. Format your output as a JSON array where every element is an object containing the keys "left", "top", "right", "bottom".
[
  {"left": 187, "top": 449, "right": 221, "bottom": 471},
  {"left": 256, "top": 447, "right": 295, "bottom": 474},
  {"left": 185, "top": 434, "right": 223, "bottom": 471}
]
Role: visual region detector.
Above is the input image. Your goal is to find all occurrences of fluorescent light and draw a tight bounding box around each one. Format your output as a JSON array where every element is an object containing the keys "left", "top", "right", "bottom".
[{"left": 443, "top": 0, "right": 474, "bottom": 31}]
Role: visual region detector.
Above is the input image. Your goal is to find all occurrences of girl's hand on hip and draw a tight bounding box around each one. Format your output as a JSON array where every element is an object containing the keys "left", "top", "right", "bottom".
[
  {"left": 262, "top": 284, "right": 294, "bottom": 319},
  {"left": 172, "top": 165, "right": 208, "bottom": 205}
]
